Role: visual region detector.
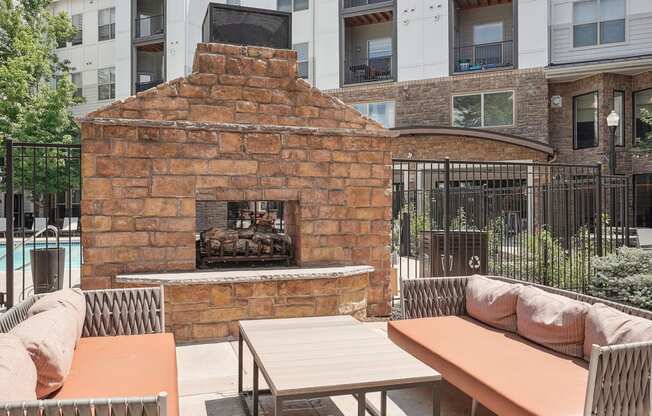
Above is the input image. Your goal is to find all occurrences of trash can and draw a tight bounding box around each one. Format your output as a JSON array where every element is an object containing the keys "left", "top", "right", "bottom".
[{"left": 30, "top": 247, "right": 66, "bottom": 294}]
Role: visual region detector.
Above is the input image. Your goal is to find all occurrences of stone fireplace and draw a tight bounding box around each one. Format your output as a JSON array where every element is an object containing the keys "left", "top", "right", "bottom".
[{"left": 79, "top": 43, "right": 393, "bottom": 341}]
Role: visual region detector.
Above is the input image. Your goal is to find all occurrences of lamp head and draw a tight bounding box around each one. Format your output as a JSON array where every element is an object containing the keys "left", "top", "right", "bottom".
[{"left": 607, "top": 110, "right": 620, "bottom": 127}]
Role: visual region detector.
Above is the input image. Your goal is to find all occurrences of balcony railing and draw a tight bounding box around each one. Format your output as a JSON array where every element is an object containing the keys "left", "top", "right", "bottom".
[
  {"left": 454, "top": 40, "right": 513, "bottom": 73},
  {"left": 135, "top": 14, "right": 164, "bottom": 38},
  {"left": 343, "top": 0, "right": 391, "bottom": 8},
  {"left": 344, "top": 56, "right": 393, "bottom": 85},
  {"left": 136, "top": 79, "right": 164, "bottom": 93}
]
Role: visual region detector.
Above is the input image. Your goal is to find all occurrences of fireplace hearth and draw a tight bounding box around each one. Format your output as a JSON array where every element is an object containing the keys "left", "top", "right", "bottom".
[{"left": 197, "top": 200, "right": 295, "bottom": 268}]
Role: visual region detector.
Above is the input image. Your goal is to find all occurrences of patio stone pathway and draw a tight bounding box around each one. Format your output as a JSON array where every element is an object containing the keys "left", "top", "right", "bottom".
[{"left": 176, "top": 321, "right": 496, "bottom": 416}]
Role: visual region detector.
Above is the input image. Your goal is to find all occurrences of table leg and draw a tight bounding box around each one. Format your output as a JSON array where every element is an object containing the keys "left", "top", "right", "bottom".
[
  {"left": 253, "top": 361, "right": 259, "bottom": 416},
  {"left": 432, "top": 382, "right": 441, "bottom": 416},
  {"left": 273, "top": 395, "right": 283, "bottom": 416},
  {"left": 380, "top": 391, "right": 387, "bottom": 416},
  {"left": 238, "top": 330, "right": 243, "bottom": 394},
  {"left": 358, "top": 392, "right": 366, "bottom": 416}
]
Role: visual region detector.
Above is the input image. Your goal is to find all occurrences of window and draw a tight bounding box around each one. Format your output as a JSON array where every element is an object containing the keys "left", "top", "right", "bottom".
[
  {"left": 353, "top": 101, "right": 395, "bottom": 128},
  {"left": 573, "top": 92, "right": 598, "bottom": 149},
  {"left": 613, "top": 90, "right": 624, "bottom": 146},
  {"left": 473, "top": 22, "right": 503, "bottom": 45},
  {"left": 71, "top": 73, "right": 83, "bottom": 98},
  {"left": 452, "top": 91, "right": 513, "bottom": 128},
  {"left": 277, "top": 0, "right": 308, "bottom": 12},
  {"left": 367, "top": 38, "right": 392, "bottom": 73},
  {"left": 634, "top": 89, "right": 652, "bottom": 146},
  {"left": 293, "top": 42, "right": 309, "bottom": 79},
  {"left": 634, "top": 174, "right": 652, "bottom": 228},
  {"left": 98, "top": 67, "right": 115, "bottom": 101},
  {"left": 573, "top": 0, "right": 625, "bottom": 47},
  {"left": 71, "top": 14, "right": 83, "bottom": 46},
  {"left": 98, "top": 8, "right": 115, "bottom": 41}
]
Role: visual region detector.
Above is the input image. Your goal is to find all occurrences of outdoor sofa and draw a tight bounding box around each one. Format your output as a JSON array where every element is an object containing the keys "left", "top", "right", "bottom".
[
  {"left": 0, "top": 286, "right": 178, "bottom": 416},
  {"left": 390, "top": 275, "right": 652, "bottom": 416}
]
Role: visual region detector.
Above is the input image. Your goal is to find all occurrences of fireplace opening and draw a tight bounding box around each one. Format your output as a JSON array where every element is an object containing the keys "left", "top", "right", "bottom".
[{"left": 196, "top": 200, "right": 296, "bottom": 268}]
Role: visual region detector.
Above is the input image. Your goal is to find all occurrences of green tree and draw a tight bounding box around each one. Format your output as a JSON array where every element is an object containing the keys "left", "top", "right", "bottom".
[{"left": 0, "top": 0, "right": 81, "bottom": 199}]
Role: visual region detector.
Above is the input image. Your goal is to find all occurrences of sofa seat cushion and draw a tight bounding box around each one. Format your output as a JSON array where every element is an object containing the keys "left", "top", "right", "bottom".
[
  {"left": 52, "top": 333, "right": 179, "bottom": 416},
  {"left": 388, "top": 316, "right": 588, "bottom": 416}
]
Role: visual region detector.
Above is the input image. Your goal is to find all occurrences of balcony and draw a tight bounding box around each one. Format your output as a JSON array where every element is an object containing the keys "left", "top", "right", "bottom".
[
  {"left": 451, "top": 0, "right": 515, "bottom": 74},
  {"left": 342, "top": 11, "right": 394, "bottom": 86},
  {"left": 134, "top": 42, "right": 164, "bottom": 94},
  {"left": 135, "top": 14, "right": 164, "bottom": 39},
  {"left": 454, "top": 40, "right": 514, "bottom": 73}
]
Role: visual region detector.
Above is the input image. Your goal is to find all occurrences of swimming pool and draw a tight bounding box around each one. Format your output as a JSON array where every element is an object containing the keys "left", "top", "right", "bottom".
[{"left": 0, "top": 242, "right": 82, "bottom": 271}]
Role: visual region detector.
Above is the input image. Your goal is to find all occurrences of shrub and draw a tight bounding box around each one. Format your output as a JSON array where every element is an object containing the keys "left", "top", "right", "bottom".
[{"left": 588, "top": 247, "right": 652, "bottom": 309}]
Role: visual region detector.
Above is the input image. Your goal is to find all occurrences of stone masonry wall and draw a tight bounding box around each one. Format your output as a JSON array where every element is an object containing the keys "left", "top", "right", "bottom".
[
  {"left": 328, "top": 68, "right": 549, "bottom": 144},
  {"left": 80, "top": 43, "right": 394, "bottom": 318}
]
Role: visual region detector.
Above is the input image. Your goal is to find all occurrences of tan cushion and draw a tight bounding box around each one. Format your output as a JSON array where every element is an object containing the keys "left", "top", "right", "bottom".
[
  {"left": 0, "top": 333, "right": 38, "bottom": 402},
  {"left": 53, "top": 333, "right": 179, "bottom": 416},
  {"left": 584, "top": 303, "right": 652, "bottom": 360},
  {"left": 10, "top": 307, "right": 78, "bottom": 398},
  {"left": 465, "top": 275, "right": 521, "bottom": 332},
  {"left": 516, "top": 286, "right": 588, "bottom": 358},
  {"left": 28, "top": 288, "right": 86, "bottom": 340},
  {"left": 389, "top": 317, "right": 588, "bottom": 416}
]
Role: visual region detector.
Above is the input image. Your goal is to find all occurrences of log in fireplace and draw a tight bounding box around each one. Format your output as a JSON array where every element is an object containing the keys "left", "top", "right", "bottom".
[{"left": 197, "top": 200, "right": 295, "bottom": 268}]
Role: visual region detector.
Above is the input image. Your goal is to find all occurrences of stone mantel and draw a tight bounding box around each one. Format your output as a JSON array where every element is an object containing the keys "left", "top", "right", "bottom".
[{"left": 116, "top": 265, "right": 375, "bottom": 286}]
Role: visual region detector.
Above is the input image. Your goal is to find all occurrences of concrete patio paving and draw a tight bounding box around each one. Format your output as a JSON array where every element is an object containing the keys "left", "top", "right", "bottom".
[{"left": 176, "top": 321, "right": 495, "bottom": 416}]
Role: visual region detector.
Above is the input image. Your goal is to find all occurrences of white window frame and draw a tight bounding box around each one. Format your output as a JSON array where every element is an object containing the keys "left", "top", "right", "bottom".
[
  {"left": 293, "top": 42, "right": 310, "bottom": 80},
  {"left": 98, "top": 8, "right": 116, "bottom": 42},
  {"left": 353, "top": 101, "right": 396, "bottom": 128},
  {"left": 473, "top": 22, "right": 504, "bottom": 45},
  {"left": 571, "top": 0, "right": 627, "bottom": 49},
  {"left": 97, "top": 67, "right": 115, "bottom": 101},
  {"left": 71, "top": 13, "right": 83, "bottom": 46},
  {"left": 451, "top": 90, "right": 515, "bottom": 128},
  {"left": 277, "top": 0, "right": 309, "bottom": 12}
]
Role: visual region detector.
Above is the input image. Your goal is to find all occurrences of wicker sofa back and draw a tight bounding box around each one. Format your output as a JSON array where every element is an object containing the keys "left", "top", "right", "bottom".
[
  {"left": 0, "top": 287, "right": 172, "bottom": 416},
  {"left": 397, "top": 276, "right": 652, "bottom": 416}
]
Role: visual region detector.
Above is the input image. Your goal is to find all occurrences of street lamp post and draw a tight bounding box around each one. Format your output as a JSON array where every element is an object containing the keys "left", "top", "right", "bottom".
[
  {"left": 607, "top": 110, "right": 620, "bottom": 175},
  {"left": 606, "top": 110, "right": 621, "bottom": 234}
]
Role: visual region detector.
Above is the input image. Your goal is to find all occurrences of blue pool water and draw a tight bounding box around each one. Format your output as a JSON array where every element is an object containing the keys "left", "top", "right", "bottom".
[{"left": 0, "top": 242, "right": 82, "bottom": 271}]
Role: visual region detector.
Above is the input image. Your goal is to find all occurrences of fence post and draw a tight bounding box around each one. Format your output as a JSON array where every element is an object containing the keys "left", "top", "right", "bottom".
[
  {"left": 595, "top": 163, "right": 603, "bottom": 257},
  {"left": 4, "top": 139, "right": 13, "bottom": 308},
  {"left": 443, "top": 158, "right": 450, "bottom": 277}
]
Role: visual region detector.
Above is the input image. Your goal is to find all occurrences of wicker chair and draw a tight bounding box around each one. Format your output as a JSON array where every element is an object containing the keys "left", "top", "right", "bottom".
[
  {"left": 400, "top": 276, "right": 652, "bottom": 416},
  {"left": 0, "top": 287, "right": 169, "bottom": 416}
]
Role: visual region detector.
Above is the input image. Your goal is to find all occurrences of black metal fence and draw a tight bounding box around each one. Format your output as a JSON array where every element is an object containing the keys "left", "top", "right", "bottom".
[
  {"left": 392, "top": 159, "right": 629, "bottom": 292},
  {"left": 1, "top": 140, "right": 82, "bottom": 309},
  {"left": 344, "top": 56, "right": 393, "bottom": 85}
]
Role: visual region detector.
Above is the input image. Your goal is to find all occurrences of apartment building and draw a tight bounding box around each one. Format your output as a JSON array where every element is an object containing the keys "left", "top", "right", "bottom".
[{"left": 51, "top": 0, "right": 651, "bottom": 228}]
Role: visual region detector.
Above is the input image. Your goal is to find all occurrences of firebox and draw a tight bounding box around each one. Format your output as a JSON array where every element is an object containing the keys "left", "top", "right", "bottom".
[{"left": 196, "top": 200, "right": 296, "bottom": 268}]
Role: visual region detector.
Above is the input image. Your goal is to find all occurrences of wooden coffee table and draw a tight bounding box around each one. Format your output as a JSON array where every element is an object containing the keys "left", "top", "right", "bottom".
[{"left": 238, "top": 315, "right": 442, "bottom": 416}]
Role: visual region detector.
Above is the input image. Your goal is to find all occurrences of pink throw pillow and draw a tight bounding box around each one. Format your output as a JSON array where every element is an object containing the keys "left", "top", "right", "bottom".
[
  {"left": 28, "top": 288, "right": 86, "bottom": 341},
  {"left": 0, "top": 333, "right": 38, "bottom": 402},
  {"left": 465, "top": 276, "right": 521, "bottom": 332}
]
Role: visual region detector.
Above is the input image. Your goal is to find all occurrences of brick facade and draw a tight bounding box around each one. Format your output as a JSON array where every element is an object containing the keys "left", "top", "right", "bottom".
[
  {"left": 548, "top": 71, "right": 652, "bottom": 176},
  {"left": 79, "top": 43, "right": 394, "bottom": 329},
  {"left": 328, "top": 68, "right": 550, "bottom": 144}
]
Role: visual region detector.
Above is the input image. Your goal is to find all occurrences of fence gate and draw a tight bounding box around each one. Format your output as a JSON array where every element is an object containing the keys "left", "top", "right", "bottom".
[
  {"left": 1, "top": 140, "right": 82, "bottom": 309},
  {"left": 392, "top": 159, "right": 629, "bottom": 293}
]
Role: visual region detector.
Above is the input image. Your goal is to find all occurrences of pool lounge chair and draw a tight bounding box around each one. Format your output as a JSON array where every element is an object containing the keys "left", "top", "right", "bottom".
[{"left": 60, "top": 217, "right": 79, "bottom": 236}]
